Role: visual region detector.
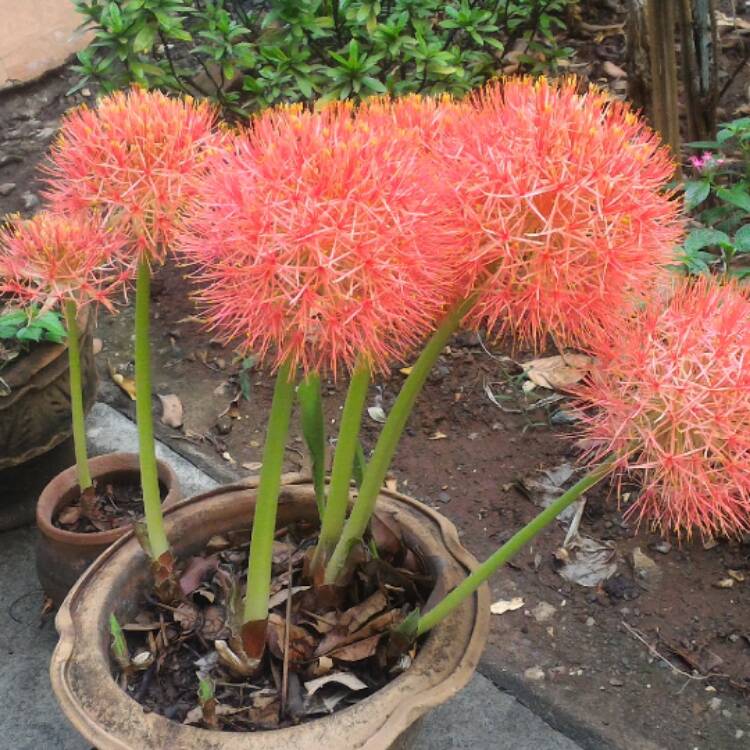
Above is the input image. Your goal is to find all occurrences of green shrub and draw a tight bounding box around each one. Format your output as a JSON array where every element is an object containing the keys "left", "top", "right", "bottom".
[
  {"left": 678, "top": 117, "right": 750, "bottom": 279},
  {"left": 72, "top": 0, "right": 572, "bottom": 112}
]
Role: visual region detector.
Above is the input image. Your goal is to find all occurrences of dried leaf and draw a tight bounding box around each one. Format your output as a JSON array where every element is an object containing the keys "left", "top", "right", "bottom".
[
  {"left": 267, "top": 613, "right": 316, "bottom": 664},
  {"left": 173, "top": 602, "right": 201, "bottom": 632},
  {"left": 521, "top": 353, "right": 593, "bottom": 390},
  {"left": 490, "top": 597, "right": 525, "bottom": 615},
  {"left": 341, "top": 590, "right": 388, "bottom": 633},
  {"left": 243, "top": 461, "right": 263, "bottom": 472},
  {"left": 304, "top": 672, "right": 368, "bottom": 695},
  {"left": 57, "top": 505, "right": 81, "bottom": 526},
  {"left": 108, "top": 362, "right": 136, "bottom": 400},
  {"left": 603, "top": 61, "right": 627, "bottom": 78},
  {"left": 555, "top": 535, "right": 617, "bottom": 587},
  {"left": 428, "top": 431, "right": 447, "bottom": 440},
  {"left": 328, "top": 634, "right": 381, "bottom": 662},
  {"left": 158, "top": 393, "right": 184, "bottom": 428},
  {"left": 267, "top": 585, "right": 311, "bottom": 610},
  {"left": 179, "top": 554, "right": 219, "bottom": 595},
  {"left": 201, "top": 605, "right": 230, "bottom": 641},
  {"left": 368, "top": 405, "right": 387, "bottom": 423}
]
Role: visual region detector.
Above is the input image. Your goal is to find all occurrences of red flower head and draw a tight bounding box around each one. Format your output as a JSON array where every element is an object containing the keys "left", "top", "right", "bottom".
[
  {"left": 179, "top": 101, "right": 456, "bottom": 378},
  {"left": 0, "top": 210, "right": 129, "bottom": 311},
  {"left": 576, "top": 277, "right": 750, "bottom": 539},
  {"left": 449, "top": 77, "right": 684, "bottom": 350},
  {"left": 44, "top": 88, "right": 218, "bottom": 264}
]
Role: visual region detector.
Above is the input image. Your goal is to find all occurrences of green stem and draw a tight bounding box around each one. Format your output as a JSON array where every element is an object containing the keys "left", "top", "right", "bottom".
[
  {"left": 324, "top": 298, "right": 475, "bottom": 584},
  {"left": 417, "top": 459, "right": 615, "bottom": 635},
  {"left": 63, "top": 300, "right": 92, "bottom": 491},
  {"left": 312, "top": 358, "right": 370, "bottom": 573},
  {"left": 135, "top": 260, "right": 169, "bottom": 560},
  {"left": 244, "top": 361, "right": 296, "bottom": 624}
]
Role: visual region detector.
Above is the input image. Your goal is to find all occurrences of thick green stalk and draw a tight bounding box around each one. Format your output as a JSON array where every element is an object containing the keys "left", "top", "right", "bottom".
[
  {"left": 417, "top": 460, "right": 615, "bottom": 635},
  {"left": 63, "top": 299, "right": 92, "bottom": 490},
  {"left": 311, "top": 359, "right": 370, "bottom": 573},
  {"left": 135, "top": 260, "right": 169, "bottom": 560},
  {"left": 244, "top": 361, "right": 296, "bottom": 624},
  {"left": 324, "top": 298, "right": 474, "bottom": 584},
  {"left": 297, "top": 372, "right": 326, "bottom": 517}
]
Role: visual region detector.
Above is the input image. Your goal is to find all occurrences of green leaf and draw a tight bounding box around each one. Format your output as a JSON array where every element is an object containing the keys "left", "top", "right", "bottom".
[
  {"left": 716, "top": 185, "right": 750, "bottom": 213},
  {"left": 35, "top": 311, "right": 67, "bottom": 341},
  {"left": 133, "top": 24, "right": 156, "bottom": 53},
  {"left": 683, "top": 180, "right": 711, "bottom": 210},
  {"left": 16, "top": 326, "right": 43, "bottom": 343},
  {"left": 684, "top": 228, "right": 731, "bottom": 253},
  {"left": 297, "top": 373, "right": 326, "bottom": 518},
  {"left": 352, "top": 440, "right": 366, "bottom": 489},
  {"left": 734, "top": 224, "right": 750, "bottom": 253}
]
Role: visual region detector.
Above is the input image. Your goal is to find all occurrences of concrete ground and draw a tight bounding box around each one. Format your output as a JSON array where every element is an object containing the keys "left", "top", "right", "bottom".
[{"left": 0, "top": 402, "right": 583, "bottom": 750}]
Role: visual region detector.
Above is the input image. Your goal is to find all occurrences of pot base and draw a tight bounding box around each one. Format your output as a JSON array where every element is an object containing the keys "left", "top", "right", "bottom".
[{"left": 52, "top": 481, "right": 489, "bottom": 750}]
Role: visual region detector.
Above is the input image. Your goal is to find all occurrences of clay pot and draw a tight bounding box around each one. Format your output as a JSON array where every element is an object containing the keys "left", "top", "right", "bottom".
[
  {"left": 36, "top": 452, "right": 182, "bottom": 605},
  {"left": 0, "top": 307, "right": 97, "bottom": 530},
  {"left": 52, "top": 479, "right": 490, "bottom": 750}
]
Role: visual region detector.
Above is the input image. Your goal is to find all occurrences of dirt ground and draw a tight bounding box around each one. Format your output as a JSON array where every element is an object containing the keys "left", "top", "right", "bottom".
[{"left": 2, "top": 4, "right": 750, "bottom": 748}]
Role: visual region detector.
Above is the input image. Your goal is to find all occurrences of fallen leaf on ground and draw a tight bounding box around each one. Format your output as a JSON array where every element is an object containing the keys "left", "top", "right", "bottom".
[
  {"left": 57, "top": 505, "right": 81, "bottom": 526},
  {"left": 327, "top": 633, "right": 382, "bottom": 662},
  {"left": 267, "top": 586, "right": 311, "bottom": 610},
  {"left": 521, "top": 353, "right": 593, "bottom": 390},
  {"left": 179, "top": 554, "right": 219, "bottom": 595},
  {"left": 490, "top": 597, "right": 524, "bottom": 615},
  {"left": 267, "top": 613, "right": 316, "bottom": 663},
  {"left": 367, "top": 405, "right": 387, "bottom": 423},
  {"left": 158, "top": 393, "right": 184, "bottom": 428},
  {"left": 555, "top": 535, "right": 617, "bottom": 587},
  {"left": 428, "top": 431, "right": 447, "bottom": 440},
  {"left": 603, "top": 61, "right": 627, "bottom": 78},
  {"left": 304, "top": 672, "right": 368, "bottom": 695},
  {"left": 108, "top": 362, "right": 136, "bottom": 400}
]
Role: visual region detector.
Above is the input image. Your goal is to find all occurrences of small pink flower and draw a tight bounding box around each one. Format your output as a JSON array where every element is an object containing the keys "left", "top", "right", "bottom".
[{"left": 576, "top": 277, "right": 750, "bottom": 540}]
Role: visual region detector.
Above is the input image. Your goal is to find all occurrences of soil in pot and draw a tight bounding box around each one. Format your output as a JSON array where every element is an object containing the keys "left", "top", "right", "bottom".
[
  {"left": 54, "top": 478, "right": 168, "bottom": 533},
  {"left": 113, "top": 516, "right": 434, "bottom": 732}
]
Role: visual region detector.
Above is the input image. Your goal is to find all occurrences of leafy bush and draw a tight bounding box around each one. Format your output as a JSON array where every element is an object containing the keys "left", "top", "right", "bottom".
[
  {"left": 679, "top": 117, "right": 750, "bottom": 279},
  {"left": 72, "top": 0, "right": 572, "bottom": 112},
  {"left": 0, "top": 307, "right": 67, "bottom": 346}
]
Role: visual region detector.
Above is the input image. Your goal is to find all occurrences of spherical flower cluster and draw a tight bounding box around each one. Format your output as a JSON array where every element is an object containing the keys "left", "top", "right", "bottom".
[
  {"left": 447, "top": 77, "right": 684, "bottom": 351},
  {"left": 44, "top": 87, "right": 218, "bottom": 263},
  {"left": 179, "top": 101, "right": 458, "bottom": 377},
  {"left": 0, "top": 211, "right": 129, "bottom": 311},
  {"left": 575, "top": 278, "right": 750, "bottom": 539}
]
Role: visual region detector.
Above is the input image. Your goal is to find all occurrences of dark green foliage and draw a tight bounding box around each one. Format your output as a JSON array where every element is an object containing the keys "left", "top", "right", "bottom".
[
  {"left": 678, "top": 117, "right": 750, "bottom": 279},
  {"left": 0, "top": 306, "right": 67, "bottom": 346},
  {"left": 72, "top": 0, "right": 572, "bottom": 112}
]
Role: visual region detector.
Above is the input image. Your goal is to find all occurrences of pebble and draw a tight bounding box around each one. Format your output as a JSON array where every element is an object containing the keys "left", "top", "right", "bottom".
[
  {"left": 438, "top": 491, "right": 451, "bottom": 504},
  {"left": 653, "top": 541, "right": 672, "bottom": 554},
  {"left": 0, "top": 182, "right": 16, "bottom": 196},
  {"left": 532, "top": 601, "right": 557, "bottom": 624},
  {"left": 524, "top": 666, "right": 545, "bottom": 681},
  {"left": 214, "top": 417, "right": 232, "bottom": 435},
  {"left": 609, "top": 677, "right": 624, "bottom": 687},
  {"left": 708, "top": 697, "right": 722, "bottom": 711},
  {"left": 736, "top": 730, "right": 745, "bottom": 740},
  {"left": 586, "top": 617, "right": 596, "bottom": 627},
  {"left": 21, "top": 191, "right": 39, "bottom": 210}
]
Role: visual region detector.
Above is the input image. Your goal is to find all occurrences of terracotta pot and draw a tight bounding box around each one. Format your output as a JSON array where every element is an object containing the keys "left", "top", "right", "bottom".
[
  {"left": 0, "top": 307, "right": 97, "bottom": 529},
  {"left": 36, "top": 452, "right": 182, "bottom": 605},
  {"left": 52, "top": 479, "right": 490, "bottom": 750}
]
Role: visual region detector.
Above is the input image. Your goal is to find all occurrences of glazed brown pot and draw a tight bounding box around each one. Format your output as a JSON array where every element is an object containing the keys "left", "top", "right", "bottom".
[
  {"left": 0, "top": 307, "right": 97, "bottom": 530},
  {"left": 36, "top": 452, "right": 182, "bottom": 605},
  {"left": 52, "top": 479, "right": 490, "bottom": 750}
]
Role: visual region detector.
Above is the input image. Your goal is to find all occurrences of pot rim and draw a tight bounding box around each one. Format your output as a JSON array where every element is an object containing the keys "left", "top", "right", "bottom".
[
  {"left": 52, "top": 480, "right": 490, "bottom": 749},
  {"left": 36, "top": 451, "right": 180, "bottom": 547}
]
